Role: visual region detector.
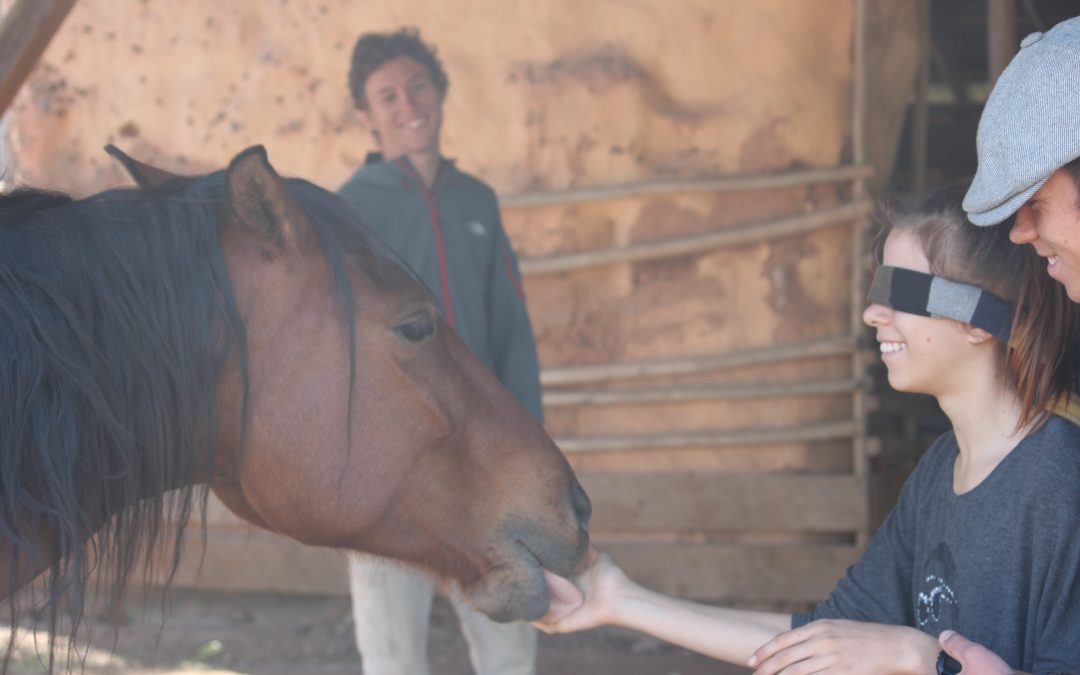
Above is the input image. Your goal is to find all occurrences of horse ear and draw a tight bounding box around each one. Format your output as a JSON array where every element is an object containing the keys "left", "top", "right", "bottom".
[
  {"left": 104, "top": 144, "right": 182, "bottom": 188},
  {"left": 224, "top": 145, "right": 312, "bottom": 252}
]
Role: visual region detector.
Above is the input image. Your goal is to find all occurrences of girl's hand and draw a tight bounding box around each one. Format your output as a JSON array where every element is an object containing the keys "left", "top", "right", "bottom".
[
  {"left": 538, "top": 565, "right": 584, "bottom": 624},
  {"left": 533, "top": 547, "right": 626, "bottom": 633},
  {"left": 748, "top": 619, "right": 939, "bottom": 674}
]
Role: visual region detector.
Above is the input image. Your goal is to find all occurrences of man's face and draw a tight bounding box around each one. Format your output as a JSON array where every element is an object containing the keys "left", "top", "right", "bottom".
[
  {"left": 1011, "top": 168, "right": 1080, "bottom": 301},
  {"left": 359, "top": 55, "right": 444, "bottom": 160}
]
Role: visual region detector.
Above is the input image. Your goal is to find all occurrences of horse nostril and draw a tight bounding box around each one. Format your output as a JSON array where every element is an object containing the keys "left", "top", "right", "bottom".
[{"left": 570, "top": 478, "right": 591, "bottom": 529}]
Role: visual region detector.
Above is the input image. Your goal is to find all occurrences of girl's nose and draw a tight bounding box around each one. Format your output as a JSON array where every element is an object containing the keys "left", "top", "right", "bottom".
[
  {"left": 862, "top": 302, "right": 891, "bottom": 327},
  {"left": 1010, "top": 209, "right": 1037, "bottom": 245}
]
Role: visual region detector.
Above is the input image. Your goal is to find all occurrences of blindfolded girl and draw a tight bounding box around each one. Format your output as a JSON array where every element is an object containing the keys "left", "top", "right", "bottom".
[{"left": 536, "top": 181, "right": 1080, "bottom": 675}]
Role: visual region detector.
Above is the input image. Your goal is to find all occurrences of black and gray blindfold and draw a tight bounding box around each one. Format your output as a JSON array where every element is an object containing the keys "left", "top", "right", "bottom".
[{"left": 868, "top": 266, "right": 1015, "bottom": 343}]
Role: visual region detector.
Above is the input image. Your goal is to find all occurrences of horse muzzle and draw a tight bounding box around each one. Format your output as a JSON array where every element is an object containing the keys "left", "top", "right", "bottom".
[{"left": 463, "top": 478, "right": 591, "bottom": 622}]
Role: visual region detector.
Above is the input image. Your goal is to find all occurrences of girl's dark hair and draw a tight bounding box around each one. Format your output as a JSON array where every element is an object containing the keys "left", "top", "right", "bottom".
[
  {"left": 872, "top": 180, "right": 1080, "bottom": 430},
  {"left": 1066, "top": 155, "right": 1080, "bottom": 200},
  {"left": 348, "top": 27, "right": 449, "bottom": 110}
]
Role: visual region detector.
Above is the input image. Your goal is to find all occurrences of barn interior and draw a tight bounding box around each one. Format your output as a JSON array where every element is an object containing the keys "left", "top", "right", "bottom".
[{"left": 0, "top": 0, "right": 1075, "bottom": 672}]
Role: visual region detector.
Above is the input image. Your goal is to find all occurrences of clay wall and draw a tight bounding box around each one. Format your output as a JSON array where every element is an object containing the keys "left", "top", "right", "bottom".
[{"left": 6, "top": 0, "right": 920, "bottom": 606}]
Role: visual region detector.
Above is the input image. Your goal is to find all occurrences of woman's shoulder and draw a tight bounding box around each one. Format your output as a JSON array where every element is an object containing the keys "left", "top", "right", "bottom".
[
  {"left": 1029, "top": 414, "right": 1080, "bottom": 458},
  {"left": 1015, "top": 414, "right": 1080, "bottom": 501},
  {"left": 917, "top": 429, "right": 959, "bottom": 466},
  {"left": 901, "top": 430, "right": 959, "bottom": 490}
]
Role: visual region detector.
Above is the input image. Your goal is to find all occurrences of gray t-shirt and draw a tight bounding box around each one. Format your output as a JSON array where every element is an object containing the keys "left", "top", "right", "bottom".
[{"left": 793, "top": 415, "right": 1080, "bottom": 674}]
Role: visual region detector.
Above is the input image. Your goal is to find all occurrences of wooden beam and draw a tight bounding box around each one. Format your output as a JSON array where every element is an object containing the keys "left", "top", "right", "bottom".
[
  {"left": 186, "top": 471, "right": 868, "bottom": 535},
  {"left": 911, "top": 0, "right": 930, "bottom": 193},
  {"left": 0, "top": 0, "right": 76, "bottom": 117},
  {"left": 987, "top": 0, "right": 1017, "bottom": 84},
  {"left": 519, "top": 200, "right": 872, "bottom": 276},
  {"left": 163, "top": 490, "right": 865, "bottom": 603},
  {"left": 604, "top": 542, "right": 860, "bottom": 603},
  {"left": 582, "top": 473, "right": 868, "bottom": 533},
  {"left": 500, "top": 165, "right": 873, "bottom": 209},
  {"left": 555, "top": 419, "right": 856, "bottom": 454},
  {"left": 159, "top": 530, "right": 859, "bottom": 604},
  {"left": 541, "top": 335, "right": 856, "bottom": 387},
  {"left": 158, "top": 529, "right": 352, "bottom": 596},
  {"left": 544, "top": 377, "right": 860, "bottom": 408}
]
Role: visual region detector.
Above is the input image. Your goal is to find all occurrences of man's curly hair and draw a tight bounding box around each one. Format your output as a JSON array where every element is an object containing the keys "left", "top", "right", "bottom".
[{"left": 348, "top": 27, "right": 449, "bottom": 110}]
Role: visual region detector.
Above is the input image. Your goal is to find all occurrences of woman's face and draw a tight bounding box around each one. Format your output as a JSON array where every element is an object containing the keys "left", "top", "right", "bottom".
[
  {"left": 862, "top": 230, "right": 979, "bottom": 399},
  {"left": 1010, "top": 168, "right": 1080, "bottom": 302}
]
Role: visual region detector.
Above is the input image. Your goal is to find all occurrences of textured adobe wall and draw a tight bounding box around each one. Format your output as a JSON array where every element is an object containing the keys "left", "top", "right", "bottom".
[{"left": 7, "top": 1, "right": 854, "bottom": 196}]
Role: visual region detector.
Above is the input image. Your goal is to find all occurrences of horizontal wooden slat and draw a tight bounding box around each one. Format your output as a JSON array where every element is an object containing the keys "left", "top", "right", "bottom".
[
  {"left": 520, "top": 200, "right": 870, "bottom": 275},
  {"left": 540, "top": 335, "right": 856, "bottom": 387},
  {"left": 499, "top": 164, "right": 873, "bottom": 209},
  {"left": 543, "top": 377, "right": 860, "bottom": 408},
  {"left": 186, "top": 464, "right": 868, "bottom": 534},
  {"left": 582, "top": 473, "right": 867, "bottom": 533},
  {"left": 157, "top": 530, "right": 859, "bottom": 605},
  {"left": 161, "top": 529, "right": 351, "bottom": 596},
  {"left": 604, "top": 542, "right": 860, "bottom": 603},
  {"left": 556, "top": 419, "right": 856, "bottom": 453}
]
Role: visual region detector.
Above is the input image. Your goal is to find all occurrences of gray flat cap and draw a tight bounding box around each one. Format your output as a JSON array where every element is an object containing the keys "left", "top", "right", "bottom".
[{"left": 964, "top": 17, "right": 1080, "bottom": 226}]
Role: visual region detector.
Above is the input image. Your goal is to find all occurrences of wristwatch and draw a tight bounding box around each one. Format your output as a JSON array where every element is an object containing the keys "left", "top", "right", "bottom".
[{"left": 937, "top": 650, "right": 963, "bottom": 675}]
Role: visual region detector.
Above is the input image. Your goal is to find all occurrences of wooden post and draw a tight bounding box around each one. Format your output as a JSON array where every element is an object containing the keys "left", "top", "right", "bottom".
[
  {"left": 987, "top": 0, "right": 1017, "bottom": 84},
  {"left": 911, "top": 0, "right": 930, "bottom": 194},
  {"left": 851, "top": 0, "right": 871, "bottom": 548},
  {"left": 0, "top": 0, "right": 76, "bottom": 117}
]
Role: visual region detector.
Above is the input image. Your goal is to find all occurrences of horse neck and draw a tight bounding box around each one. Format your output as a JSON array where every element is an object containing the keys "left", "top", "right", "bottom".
[{"left": 1, "top": 191, "right": 232, "bottom": 595}]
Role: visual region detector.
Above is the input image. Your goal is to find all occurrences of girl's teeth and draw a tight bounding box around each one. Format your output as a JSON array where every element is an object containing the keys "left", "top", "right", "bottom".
[
  {"left": 880, "top": 342, "right": 906, "bottom": 354},
  {"left": 1049, "top": 256, "right": 1059, "bottom": 267}
]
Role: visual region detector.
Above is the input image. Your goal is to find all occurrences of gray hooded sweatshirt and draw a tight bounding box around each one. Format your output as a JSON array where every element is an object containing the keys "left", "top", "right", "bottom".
[{"left": 338, "top": 154, "right": 543, "bottom": 423}]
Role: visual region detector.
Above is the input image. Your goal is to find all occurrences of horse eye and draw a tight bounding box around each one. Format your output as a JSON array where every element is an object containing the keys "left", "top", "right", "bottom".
[{"left": 395, "top": 314, "right": 435, "bottom": 343}]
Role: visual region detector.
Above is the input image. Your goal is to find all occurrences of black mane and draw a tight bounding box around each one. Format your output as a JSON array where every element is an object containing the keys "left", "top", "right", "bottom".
[{"left": 0, "top": 172, "right": 390, "bottom": 670}]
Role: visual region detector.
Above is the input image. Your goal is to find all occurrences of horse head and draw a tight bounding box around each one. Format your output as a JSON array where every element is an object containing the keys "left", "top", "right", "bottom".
[{"left": 105, "top": 145, "right": 591, "bottom": 622}]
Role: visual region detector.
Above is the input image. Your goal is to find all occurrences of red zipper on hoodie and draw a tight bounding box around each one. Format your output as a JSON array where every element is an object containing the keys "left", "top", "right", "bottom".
[{"left": 396, "top": 157, "right": 456, "bottom": 329}]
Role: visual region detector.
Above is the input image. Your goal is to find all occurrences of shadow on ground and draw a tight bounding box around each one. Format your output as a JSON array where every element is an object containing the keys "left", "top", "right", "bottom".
[{"left": 1, "top": 589, "right": 749, "bottom": 674}]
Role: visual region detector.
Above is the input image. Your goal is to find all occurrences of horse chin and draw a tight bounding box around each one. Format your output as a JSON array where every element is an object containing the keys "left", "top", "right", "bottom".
[
  {"left": 461, "top": 520, "right": 588, "bottom": 622},
  {"left": 461, "top": 555, "right": 550, "bottom": 622}
]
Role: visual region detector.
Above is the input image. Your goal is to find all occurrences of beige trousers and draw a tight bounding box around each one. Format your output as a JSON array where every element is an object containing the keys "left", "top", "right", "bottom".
[{"left": 347, "top": 552, "right": 537, "bottom": 675}]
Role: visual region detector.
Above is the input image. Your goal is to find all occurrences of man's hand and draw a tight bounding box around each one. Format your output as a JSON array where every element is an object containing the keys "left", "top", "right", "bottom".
[{"left": 939, "top": 630, "right": 1017, "bottom": 675}]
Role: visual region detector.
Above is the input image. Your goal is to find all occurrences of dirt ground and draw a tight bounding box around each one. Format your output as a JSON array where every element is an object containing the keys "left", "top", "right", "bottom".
[{"left": 2, "top": 589, "right": 750, "bottom": 675}]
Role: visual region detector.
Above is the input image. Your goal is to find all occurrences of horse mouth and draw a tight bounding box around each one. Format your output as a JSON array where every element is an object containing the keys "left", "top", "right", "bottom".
[
  {"left": 501, "top": 524, "right": 591, "bottom": 621},
  {"left": 461, "top": 522, "right": 587, "bottom": 623},
  {"left": 520, "top": 533, "right": 586, "bottom": 578}
]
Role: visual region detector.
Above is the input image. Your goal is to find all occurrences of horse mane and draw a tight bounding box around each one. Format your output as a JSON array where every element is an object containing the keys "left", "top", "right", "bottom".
[{"left": 0, "top": 172, "right": 392, "bottom": 670}]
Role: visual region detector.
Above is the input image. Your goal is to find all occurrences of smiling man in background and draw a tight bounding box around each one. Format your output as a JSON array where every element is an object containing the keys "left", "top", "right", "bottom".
[{"left": 337, "top": 27, "right": 544, "bottom": 675}]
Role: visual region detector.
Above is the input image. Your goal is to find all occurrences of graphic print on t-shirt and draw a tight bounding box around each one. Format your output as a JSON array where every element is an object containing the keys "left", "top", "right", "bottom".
[{"left": 916, "top": 541, "right": 959, "bottom": 630}]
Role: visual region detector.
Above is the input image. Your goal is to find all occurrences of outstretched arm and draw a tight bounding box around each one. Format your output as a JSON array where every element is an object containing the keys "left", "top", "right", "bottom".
[
  {"left": 539, "top": 549, "right": 947, "bottom": 673},
  {"left": 536, "top": 549, "right": 792, "bottom": 666}
]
